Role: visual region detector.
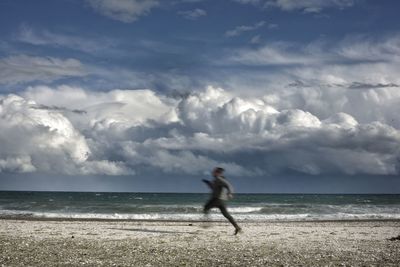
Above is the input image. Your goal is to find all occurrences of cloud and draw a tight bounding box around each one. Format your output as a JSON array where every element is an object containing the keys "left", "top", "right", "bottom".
[
  {"left": 140, "top": 150, "right": 254, "bottom": 176},
  {"left": 0, "top": 87, "right": 181, "bottom": 175},
  {"left": 0, "top": 94, "right": 129, "bottom": 175},
  {"left": 15, "top": 25, "right": 117, "bottom": 54},
  {"left": 234, "top": 0, "right": 356, "bottom": 13},
  {"left": 347, "top": 82, "right": 400, "bottom": 90},
  {"left": 178, "top": 8, "right": 207, "bottom": 20},
  {"left": 142, "top": 86, "right": 400, "bottom": 175},
  {"left": 268, "top": 23, "right": 278, "bottom": 29},
  {"left": 0, "top": 155, "right": 36, "bottom": 173},
  {"left": 287, "top": 81, "right": 400, "bottom": 90},
  {"left": 0, "top": 55, "right": 87, "bottom": 85},
  {"left": 219, "top": 34, "right": 400, "bottom": 95},
  {"left": 86, "top": 0, "right": 159, "bottom": 23},
  {"left": 22, "top": 85, "right": 179, "bottom": 127},
  {"left": 250, "top": 35, "right": 261, "bottom": 44},
  {"left": 178, "top": 0, "right": 205, "bottom": 2},
  {"left": 264, "top": 0, "right": 356, "bottom": 13},
  {"left": 233, "top": 0, "right": 262, "bottom": 5},
  {"left": 224, "top": 41, "right": 321, "bottom": 65},
  {"left": 336, "top": 34, "right": 400, "bottom": 62},
  {"left": 225, "top": 21, "right": 266, "bottom": 37},
  {"left": 1, "top": 85, "right": 399, "bottom": 177},
  {"left": 2, "top": 33, "right": 400, "bottom": 176}
]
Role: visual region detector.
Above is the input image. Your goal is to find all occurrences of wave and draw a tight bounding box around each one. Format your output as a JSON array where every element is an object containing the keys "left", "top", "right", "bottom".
[
  {"left": 2, "top": 191, "right": 400, "bottom": 222},
  {"left": 228, "top": 207, "right": 264, "bottom": 213},
  {"left": 1, "top": 209, "right": 400, "bottom": 222}
]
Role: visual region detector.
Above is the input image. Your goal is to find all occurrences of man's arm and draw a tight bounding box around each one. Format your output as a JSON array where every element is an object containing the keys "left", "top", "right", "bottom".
[
  {"left": 219, "top": 176, "right": 234, "bottom": 195},
  {"left": 202, "top": 179, "right": 213, "bottom": 189}
]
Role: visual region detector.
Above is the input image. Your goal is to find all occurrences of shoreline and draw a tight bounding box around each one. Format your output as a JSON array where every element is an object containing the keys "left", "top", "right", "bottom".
[
  {"left": 1, "top": 219, "right": 399, "bottom": 266},
  {"left": 1, "top": 215, "right": 400, "bottom": 223},
  {"left": 3, "top": 190, "right": 400, "bottom": 194}
]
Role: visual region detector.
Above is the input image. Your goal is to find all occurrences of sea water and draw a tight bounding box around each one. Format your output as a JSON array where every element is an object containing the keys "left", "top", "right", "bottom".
[{"left": 0, "top": 191, "right": 399, "bottom": 221}]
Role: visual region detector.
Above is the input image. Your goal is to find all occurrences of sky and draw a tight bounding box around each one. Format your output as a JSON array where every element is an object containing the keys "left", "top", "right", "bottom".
[{"left": 0, "top": 0, "right": 400, "bottom": 193}]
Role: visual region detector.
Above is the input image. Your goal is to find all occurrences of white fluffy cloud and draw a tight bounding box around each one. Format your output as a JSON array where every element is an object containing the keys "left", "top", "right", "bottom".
[
  {"left": 0, "top": 55, "right": 87, "bottom": 85},
  {"left": 0, "top": 94, "right": 128, "bottom": 175},
  {"left": 22, "top": 85, "right": 179, "bottom": 128},
  {"left": 0, "top": 85, "right": 399, "bottom": 176},
  {"left": 86, "top": 0, "right": 159, "bottom": 23}
]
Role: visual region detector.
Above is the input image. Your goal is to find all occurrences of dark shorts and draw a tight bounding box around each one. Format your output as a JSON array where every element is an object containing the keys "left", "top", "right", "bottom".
[{"left": 204, "top": 198, "right": 225, "bottom": 211}]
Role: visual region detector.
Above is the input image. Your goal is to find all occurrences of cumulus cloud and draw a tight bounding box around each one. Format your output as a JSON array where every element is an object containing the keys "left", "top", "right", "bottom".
[
  {"left": 0, "top": 55, "right": 87, "bottom": 85},
  {"left": 22, "top": 85, "right": 179, "bottom": 127},
  {"left": 149, "top": 86, "right": 400, "bottom": 175},
  {"left": 86, "top": 0, "right": 159, "bottom": 23},
  {"left": 178, "top": 8, "right": 207, "bottom": 20},
  {"left": 1, "top": 85, "right": 399, "bottom": 177},
  {"left": 19, "top": 86, "right": 255, "bottom": 176},
  {"left": 0, "top": 94, "right": 128, "bottom": 175},
  {"left": 0, "top": 87, "right": 181, "bottom": 175}
]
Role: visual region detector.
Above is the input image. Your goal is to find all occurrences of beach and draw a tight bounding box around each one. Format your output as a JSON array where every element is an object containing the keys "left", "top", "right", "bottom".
[{"left": 1, "top": 219, "right": 399, "bottom": 266}]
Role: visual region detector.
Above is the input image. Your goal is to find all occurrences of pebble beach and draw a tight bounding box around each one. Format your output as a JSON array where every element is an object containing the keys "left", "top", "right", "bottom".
[{"left": 1, "top": 219, "right": 399, "bottom": 266}]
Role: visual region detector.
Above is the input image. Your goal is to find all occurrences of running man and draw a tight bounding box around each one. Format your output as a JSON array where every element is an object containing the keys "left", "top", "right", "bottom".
[{"left": 202, "top": 167, "right": 242, "bottom": 235}]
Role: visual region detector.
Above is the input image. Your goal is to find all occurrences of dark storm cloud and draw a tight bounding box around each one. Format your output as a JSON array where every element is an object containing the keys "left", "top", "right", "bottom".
[{"left": 347, "top": 82, "right": 400, "bottom": 90}]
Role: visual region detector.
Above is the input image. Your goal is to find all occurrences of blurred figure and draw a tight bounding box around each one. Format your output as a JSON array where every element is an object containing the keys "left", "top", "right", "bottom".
[{"left": 202, "top": 167, "right": 242, "bottom": 235}]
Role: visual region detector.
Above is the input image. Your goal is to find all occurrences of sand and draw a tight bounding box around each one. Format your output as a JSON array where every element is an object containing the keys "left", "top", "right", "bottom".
[{"left": 0, "top": 219, "right": 399, "bottom": 266}]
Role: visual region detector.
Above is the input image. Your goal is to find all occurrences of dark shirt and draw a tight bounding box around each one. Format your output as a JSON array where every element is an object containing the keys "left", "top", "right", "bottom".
[{"left": 205, "top": 176, "right": 233, "bottom": 200}]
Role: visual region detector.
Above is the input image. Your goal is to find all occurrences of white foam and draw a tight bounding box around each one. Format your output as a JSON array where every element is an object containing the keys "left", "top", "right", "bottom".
[
  {"left": 2, "top": 209, "right": 400, "bottom": 222},
  {"left": 228, "top": 207, "right": 263, "bottom": 213}
]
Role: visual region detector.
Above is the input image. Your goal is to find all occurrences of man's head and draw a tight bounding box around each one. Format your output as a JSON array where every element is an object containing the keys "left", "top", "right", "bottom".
[{"left": 212, "top": 167, "right": 225, "bottom": 177}]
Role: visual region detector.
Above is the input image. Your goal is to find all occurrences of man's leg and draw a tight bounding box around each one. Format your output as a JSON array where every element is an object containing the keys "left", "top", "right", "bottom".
[
  {"left": 203, "top": 198, "right": 217, "bottom": 214},
  {"left": 202, "top": 198, "right": 217, "bottom": 228},
  {"left": 218, "top": 203, "right": 241, "bottom": 233}
]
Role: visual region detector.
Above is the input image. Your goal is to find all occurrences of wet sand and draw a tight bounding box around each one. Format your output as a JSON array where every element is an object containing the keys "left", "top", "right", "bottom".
[{"left": 1, "top": 219, "right": 399, "bottom": 266}]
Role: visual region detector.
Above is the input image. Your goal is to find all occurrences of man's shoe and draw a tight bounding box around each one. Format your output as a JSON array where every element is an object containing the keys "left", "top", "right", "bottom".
[{"left": 234, "top": 227, "right": 242, "bottom": 235}]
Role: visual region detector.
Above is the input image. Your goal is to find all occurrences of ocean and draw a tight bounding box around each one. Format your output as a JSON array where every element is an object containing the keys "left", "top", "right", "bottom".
[{"left": 0, "top": 191, "right": 399, "bottom": 222}]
